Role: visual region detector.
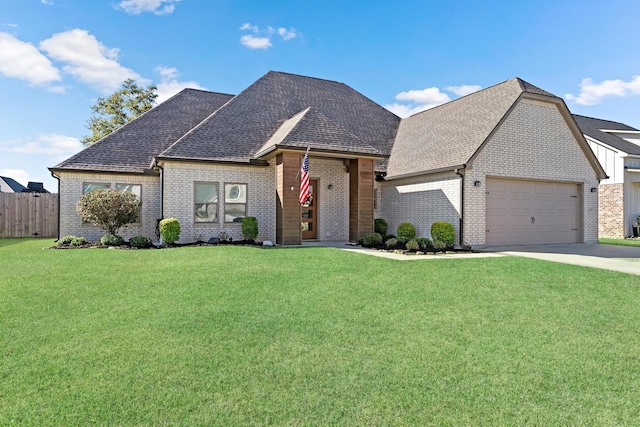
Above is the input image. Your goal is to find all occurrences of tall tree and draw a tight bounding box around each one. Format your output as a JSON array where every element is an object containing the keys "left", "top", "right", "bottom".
[{"left": 81, "top": 78, "right": 158, "bottom": 146}]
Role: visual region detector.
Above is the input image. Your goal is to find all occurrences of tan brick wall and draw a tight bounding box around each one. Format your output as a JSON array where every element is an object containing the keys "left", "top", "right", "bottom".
[
  {"left": 163, "top": 161, "right": 276, "bottom": 244},
  {"left": 58, "top": 172, "right": 161, "bottom": 241},
  {"left": 466, "top": 98, "right": 600, "bottom": 247},
  {"left": 598, "top": 183, "right": 625, "bottom": 238},
  {"left": 310, "top": 158, "right": 349, "bottom": 241},
  {"left": 378, "top": 171, "right": 461, "bottom": 241}
]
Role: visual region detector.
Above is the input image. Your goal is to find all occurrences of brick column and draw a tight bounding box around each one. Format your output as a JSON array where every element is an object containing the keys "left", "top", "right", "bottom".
[
  {"left": 349, "top": 158, "right": 374, "bottom": 241},
  {"left": 598, "top": 183, "right": 624, "bottom": 238},
  {"left": 276, "top": 153, "right": 302, "bottom": 245}
]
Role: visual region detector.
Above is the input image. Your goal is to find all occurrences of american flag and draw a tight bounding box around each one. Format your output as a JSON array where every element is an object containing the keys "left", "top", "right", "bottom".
[{"left": 299, "top": 150, "right": 310, "bottom": 204}]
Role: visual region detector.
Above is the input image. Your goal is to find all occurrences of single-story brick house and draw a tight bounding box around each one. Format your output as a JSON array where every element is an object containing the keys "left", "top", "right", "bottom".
[
  {"left": 574, "top": 115, "right": 640, "bottom": 238},
  {"left": 50, "top": 71, "right": 606, "bottom": 248}
]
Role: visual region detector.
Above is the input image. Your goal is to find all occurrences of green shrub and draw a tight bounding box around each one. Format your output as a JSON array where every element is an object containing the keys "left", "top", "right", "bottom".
[
  {"left": 396, "top": 222, "right": 416, "bottom": 243},
  {"left": 405, "top": 239, "right": 419, "bottom": 251},
  {"left": 100, "top": 234, "right": 124, "bottom": 246},
  {"left": 159, "top": 218, "right": 181, "bottom": 244},
  {"left": 431, "top": 221, "right": 455, "bottom": 249},
  {"left": 374, "top": 218, "right": 388, "bottom": 236},
  {"left": 130, "top": 235, "right": 152, "bottom": 248},
  {"left": 76, "top": 188, "right": 141, "bottom": 235},
  {"left": 70, "top": 236, "right": 86, "bottom": 246},
  {"left": 360, "top": 232, "right": 383, "bottom": 247},
  {"left": 416, "top": 237, "right": 433, "bottom": 250},
  {"left": 58, "top": 235, "right": 76, "bottom": 245},
  {"left": 385, "top": 238, "right": 398, "bottom": 248},
  {"left": 241, "top": 216, "right": 259, "bottom": 241}
]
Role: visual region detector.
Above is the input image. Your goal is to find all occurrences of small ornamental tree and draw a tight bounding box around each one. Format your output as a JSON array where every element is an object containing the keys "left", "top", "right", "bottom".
[
  {"left": 241, "top": 216, "right": 259, "bottom": 241},
  {"left": 76, "top": 189, "right": 141, "bottom": 235},
  {"left": 159, "top": 218, "right": 181, "bottom": 244}
]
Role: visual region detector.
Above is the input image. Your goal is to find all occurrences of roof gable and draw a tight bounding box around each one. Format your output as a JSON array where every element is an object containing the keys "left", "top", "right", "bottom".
[
  {"left": 0, "top": 176, "right": 28, "bottom": 192},
  {"left": 51, "top": 89, "right": 234, "bottom": 174},
  {"left": 159, "top": 71, "right": 399, "bottom": 163},
  {"left": 573, "top": 114, "right": 640, "bottom": 155},
  {"left": 387, "top": 78, "right": 551, "bottom": 178}
]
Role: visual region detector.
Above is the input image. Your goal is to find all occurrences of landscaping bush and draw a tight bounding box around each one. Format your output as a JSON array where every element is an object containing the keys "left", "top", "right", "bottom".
[
  {"left": 159, "top": 218, "right": 181, "bottom": 244},
  {"left": 241, "top": 216, "right": 259, "bottom": 241},
  {"left": 70, "top": 236, "right": 86, "bottom": 246},
  {"left": 431, "top": 221, "right": 455, "bottom": 249},
  {"left": 374, "top": 218, "right": 388, "bottom": 237},
  {"left": 396, "top": 222, "right": 416, "bottom": 243},
  {"left": 360, "top": 232, "right": 383, "bottom": 247},
  {"left": 405, "top": 239, "right": 419, "bottom": 251},
  {"left": 417, "top": 237, "right": 433, "bottom": 251},
  {"left": 76, "top": 189, "right": 141, "bottom": 235},
  {"left": 130, "top": 235, "right": 152, "bottom": 249},
  {"left": 101, "top": 234, "right": 124, "bottom": 246},
  {"left": 385, "top": 237, "right": 398, "bottom": 248},
  {"left": 58, "top": 235, "right": 76, "bottom": 245}
]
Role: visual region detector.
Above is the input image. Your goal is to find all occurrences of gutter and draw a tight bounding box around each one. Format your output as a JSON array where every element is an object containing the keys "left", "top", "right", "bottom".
[
  {"left": 454, "top": 167, "right": 465, "bottom": 247},
  {"left": 50, "top": 170, "right": 60, "bottom": 241}
]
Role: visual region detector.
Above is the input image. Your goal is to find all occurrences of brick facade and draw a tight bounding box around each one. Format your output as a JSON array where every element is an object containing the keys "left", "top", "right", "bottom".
[
  {"left": 598, "top": 183, "right": 625, "bottom": 238},
  {"left": 57, "top": 171, "right": 161, "bottom": 241}
]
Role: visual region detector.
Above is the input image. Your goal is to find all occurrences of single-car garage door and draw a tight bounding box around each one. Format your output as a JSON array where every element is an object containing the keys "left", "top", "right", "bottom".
[{"left": 486, "top": 178, "right": 580, "bottom": 246}]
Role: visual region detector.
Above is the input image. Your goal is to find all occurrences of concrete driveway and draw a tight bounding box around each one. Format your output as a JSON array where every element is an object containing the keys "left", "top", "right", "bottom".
[{"left": 482, "top": 243, "right": 640, "bottom": 276}]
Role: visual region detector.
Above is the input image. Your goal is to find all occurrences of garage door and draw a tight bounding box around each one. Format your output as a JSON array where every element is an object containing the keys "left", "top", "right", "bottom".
[{"left": 486, "top": 178, "right": 580, "bottom": 246}]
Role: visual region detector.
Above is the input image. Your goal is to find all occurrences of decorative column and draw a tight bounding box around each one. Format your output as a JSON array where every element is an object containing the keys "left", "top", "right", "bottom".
[
  {"left": 349, "top": 158, "right": 374, "bottom": 241},
  {"left": 276, "top": 152, "right": 302, "bottom": 245}
]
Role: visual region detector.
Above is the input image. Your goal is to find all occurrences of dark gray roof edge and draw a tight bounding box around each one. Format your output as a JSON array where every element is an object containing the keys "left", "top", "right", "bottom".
[
  {"left": 0, "top": 176, "right": 28, "bottom": 192},
  {"left": 49, "top": 166, "right": 160, "bottom": 176},
  {"left": 155, "top": 156, "right": 270, "bottom": 167},
  {"left": 384, "top": 164, "right": 466, "bottom": 181},
  {"left": 572, "top": 114, "right": 639, "bottom": 131}
]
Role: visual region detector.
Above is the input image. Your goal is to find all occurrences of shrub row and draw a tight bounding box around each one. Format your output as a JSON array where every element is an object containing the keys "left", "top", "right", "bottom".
[{"left": 360, "top": 220, "right": 455, "bottom": 251}]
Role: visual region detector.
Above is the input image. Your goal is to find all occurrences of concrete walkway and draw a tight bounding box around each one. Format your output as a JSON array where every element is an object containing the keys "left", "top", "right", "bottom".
[{"left": 302, "top": 241, "right": 640, "bottom": 275}]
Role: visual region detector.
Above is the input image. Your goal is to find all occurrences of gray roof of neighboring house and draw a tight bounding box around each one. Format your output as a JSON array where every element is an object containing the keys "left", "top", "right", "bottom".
[
  {"left": 573, "top": 114, "right": 640, "bottom": 155},
  {"left": 386, "top": 78, "right": 560, "bottom": 179},
  {"left": 0, "top": 176, "right": 28, "bottom": 192},
  {"left": 51, "top": 89, "right": 234, "bottom": 173},
  {"left": 159, "top": 71, "right": 400, "bottom": 164}
]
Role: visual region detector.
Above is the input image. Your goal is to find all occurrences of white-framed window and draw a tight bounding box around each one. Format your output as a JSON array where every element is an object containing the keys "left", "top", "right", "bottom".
[
  {"left": 83, "top": 182, "right": 110, "bottom": 193},
  {"left": 116, "top": 183, "right": 142, "bottom": 223},
  {"left": 195, "top": 182, "right": 218, "bottom": 223},
  {"left": 224, "top": 183, "right": 247, "bottom": 223}
]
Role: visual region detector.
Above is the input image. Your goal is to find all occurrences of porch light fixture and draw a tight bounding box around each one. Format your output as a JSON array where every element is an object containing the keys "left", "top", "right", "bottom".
[
  {"left": 327, "top": 184, "right": 333, "bottom": 190},
  {"left": 591, "top": 187, "right": 597, "bottom": 193},
  {"left": 474, "top": 180, "right": 482, "bottom": 187}
]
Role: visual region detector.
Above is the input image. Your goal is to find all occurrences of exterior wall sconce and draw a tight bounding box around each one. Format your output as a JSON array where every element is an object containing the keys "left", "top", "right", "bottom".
[
  {"left": 327, "top": 184, "right": 333, "bottom": 190},
  {"left": 590, "top": 187, "right": 597, "bottom": 192},
  {"left": 474, "top": 180, "right": 482, "bottom": 187}
]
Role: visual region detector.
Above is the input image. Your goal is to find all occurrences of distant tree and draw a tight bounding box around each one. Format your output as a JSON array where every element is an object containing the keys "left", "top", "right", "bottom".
[{"left": 81, "top": 78, "right": 158, "bottom": 146}]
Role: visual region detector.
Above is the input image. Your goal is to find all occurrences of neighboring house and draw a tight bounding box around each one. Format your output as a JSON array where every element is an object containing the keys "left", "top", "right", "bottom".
[
  {"left": 574, "top": 115, "right": 640, "bottom": 238},
  {"left": 50, "top": 71, "right": 606, "bottom": 248},
  {"left": 0, "top": 176, "right": 28, "bottom": 193}
]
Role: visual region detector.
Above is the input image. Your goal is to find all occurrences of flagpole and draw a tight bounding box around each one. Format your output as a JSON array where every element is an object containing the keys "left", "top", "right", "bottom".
[{"left": 294, "top": 146, "right": 311, "bottom": 181}]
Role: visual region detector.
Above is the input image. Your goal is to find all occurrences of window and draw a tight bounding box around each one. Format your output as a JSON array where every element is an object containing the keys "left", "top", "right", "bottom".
[
  {"left": 195, "top": 182, "right": 218, "bottom": 223},
  {"left": 224, "top": 183, "right": 247, "bottom": 223},
  {"left": 84, "top": 182, "right": 110, "bottom": 193},
  {"left": 116, "top": 184, "right": 142, "bottom": 222}
]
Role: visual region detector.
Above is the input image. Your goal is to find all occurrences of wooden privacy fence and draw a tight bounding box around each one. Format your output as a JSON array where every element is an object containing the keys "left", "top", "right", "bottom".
[{"left": 0, "top": 193, "right": 58, "bottom": 238}]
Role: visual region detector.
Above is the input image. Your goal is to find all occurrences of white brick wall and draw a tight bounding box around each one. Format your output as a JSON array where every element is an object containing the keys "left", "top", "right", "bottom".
[
  {"left": 58, "top": 172, "right": 161, "bottom": 241},
  {"left": 162, "top": 161, "right": 276, "bottom": 243},
  {"left": 465, "top": 98, "right": 600, "bottom": 246},
  {"left": 309, "top": 157, "right": 350, "bottom": 241},
  {"left": 378, "top": 171, "right": 461, "bottom": 241}
]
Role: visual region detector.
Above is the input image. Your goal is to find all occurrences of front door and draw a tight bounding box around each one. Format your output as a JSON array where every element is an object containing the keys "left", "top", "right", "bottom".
[{"left": 301, "top": 179, "right": 317, "bottom": 239}]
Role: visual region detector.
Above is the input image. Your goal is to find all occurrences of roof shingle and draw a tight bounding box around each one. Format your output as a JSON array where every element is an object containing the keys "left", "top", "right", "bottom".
[{"left": 573, "top": 114, "right": 640, "bottom": 155}]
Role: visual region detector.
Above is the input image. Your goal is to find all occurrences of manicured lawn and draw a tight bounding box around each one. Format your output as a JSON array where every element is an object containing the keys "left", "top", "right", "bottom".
[
  {"left": 600, "top": 237, "right": 640, "bottom": 247},
  {"left": 2, "top": 238, "right": 640, "bottom": 425}
]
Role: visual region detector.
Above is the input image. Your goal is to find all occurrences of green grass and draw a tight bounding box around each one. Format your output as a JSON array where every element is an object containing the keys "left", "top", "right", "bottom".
[
  {"left": 2, "top": 238, "right": 640, "bottom": 425},
  {"left": 600, "top": 237, "right": 640, "bottom": 247}
]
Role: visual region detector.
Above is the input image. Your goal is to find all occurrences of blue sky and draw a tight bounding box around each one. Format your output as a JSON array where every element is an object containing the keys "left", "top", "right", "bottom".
[{"left": 1, "top": 0, "right": 640, "bottom": 192}]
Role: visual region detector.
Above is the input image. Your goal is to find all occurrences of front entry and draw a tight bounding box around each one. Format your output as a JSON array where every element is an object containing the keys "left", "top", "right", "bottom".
[{"left": 301, "top": 179, "right": 317, "bottom": 239}]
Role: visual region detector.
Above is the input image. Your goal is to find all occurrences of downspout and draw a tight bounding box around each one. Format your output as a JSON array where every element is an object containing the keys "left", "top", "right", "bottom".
[
  {"left": 454, "top": 167, "right": 464, "bottom": 247},
  {"left": 155, "top": 161, "right": 164, "bottom": 241},
  {"left": 50, "top": 170, "right": 61, "bottom": 242}
]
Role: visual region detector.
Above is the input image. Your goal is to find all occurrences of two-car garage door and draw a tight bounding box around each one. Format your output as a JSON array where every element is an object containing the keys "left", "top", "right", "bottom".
[{"left": 485, "top": 178, "right": 580, "bottom": 246}]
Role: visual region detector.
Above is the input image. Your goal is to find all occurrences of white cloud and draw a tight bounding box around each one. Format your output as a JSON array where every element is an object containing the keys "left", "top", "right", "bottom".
[
  {"left": 240, "top": 34, "right": 272, "bottom": 50},
  {"left": 566, "top": 76, "right": 640, "bottom": 106},
  {"left": 41, "top": 0, "right": 54, "bottom": 5},
  {"left": 445, "top": 84, "right": 482, "bottom": 97},
  {"left": 154, "top": 66, "right": 206, "bottom": 104},
  {"left": 240, "top": 23, "right": 259, "bottom": 32},
  {"left": 117, "top": 0, "right": 180, "bottom": 15},
  {"left": 395, "top": 87, "right": 451, "bottom": 105},
  {"left": 39, "top": 29, "right": 144, "bottom": 93},
  {"left": 0, "top": 169, "right": 30, "bottom": 185},
  {"left": 278, "top": 27, "right": 297, "bottom": 41},
  {"left": 0, "top": 32, "right": 60, "bottom": 86},
  {"left": 384, "top": 103, "right": 435, "bottom": 118},
  {"left": 2, "top": 134, "right": 83, "bottom": 160}
]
